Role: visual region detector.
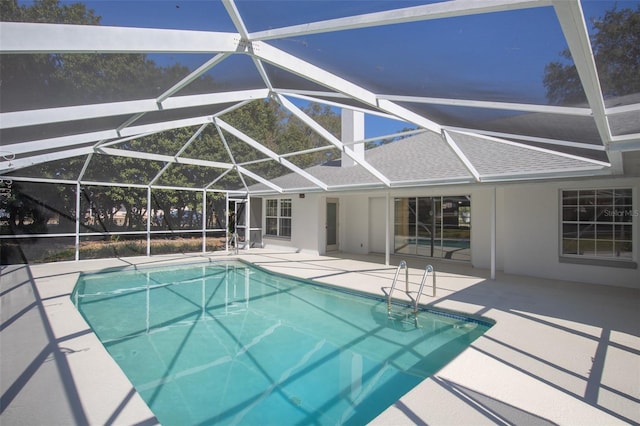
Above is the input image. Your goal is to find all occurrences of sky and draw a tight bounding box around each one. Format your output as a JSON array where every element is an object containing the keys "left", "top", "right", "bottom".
[{"left": 21, "top": 0, "right": 638, "bottom": 139}]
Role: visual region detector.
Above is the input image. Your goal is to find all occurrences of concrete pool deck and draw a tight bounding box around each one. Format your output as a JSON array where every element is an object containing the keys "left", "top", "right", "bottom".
[{"left": 1, "top": 249, "right": 638, "bottom": 425}]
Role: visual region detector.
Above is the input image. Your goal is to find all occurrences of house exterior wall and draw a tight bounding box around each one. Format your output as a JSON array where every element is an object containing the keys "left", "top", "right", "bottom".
[
  {"left": 455, "top": 186, "right": 504, "bottom": 272},
  {"left": 500, "top": 177, "right": 639, "bottom": 288},
  {"left": 343, "top": 194, "right": 369, "bottom": 254},
  {"left": 369, "top": 197, "right": 387, "bottom": 254},
  {"left": 260, "top": 194, "right": 320, "bottom": 254},
  {"left": 260, "top": 176, "right": 638, "bottom": 288}
]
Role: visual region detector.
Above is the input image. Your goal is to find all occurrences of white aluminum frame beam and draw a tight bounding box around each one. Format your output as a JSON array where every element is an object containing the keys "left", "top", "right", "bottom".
[
  {"left": 148, "top": 123, "right": 209, "bottom": 187},
  {"left": 1, "top": 147, "right": 94, "bottom": 173},
  {"left": 4, "top": 115, "right": 219, "bottom": 159},
  {"left": 210, "top": 120, "right": 279, "bottom": 193},
  {"left": 213, "top": 118, "right": 253, "bottom": 193},
  {"left": 450, "top": 129, "right": 611, "bottom": 167},
  {"left": 1, "top": 89, "right": 269, "bottom": 130},
  {"left": 97, "top": 147, "right": 233, "bottom": 170},
  {"left": 608, "top": 135, "right": 640, "bottom": 152},
  {"left": 276, "top": 94, "right": 392, "bottom": 187},
  {"left": 215, "top": 117, "right": 329, "bottom": 190},
  {"left": 77, "top": 152, "right": 94, "bottom": 182},
  {"left": 490, "top": 187, "right": 496, "bottom": 280},
  {"left": 0, "top": 179, "right": 230, "bottom": 193},
  {"left": 252, "top": 58, "right": 275, "bottom": 91},
  {"left": 256, "top": 42, "right": 377, "bottom": 105},
  {"left": 442, "top": 130, "right": 481, "bottom": 182},
  {"left": 479, "top": 167, "right": 611, "bottom": 182},
  {"left": 378, "top": 94, "right": 593, "bottom": 116},
  {"left": 3, "top": 131, "right": 117, "bottom": 157},
  {"left": 222, "top": 0, "right": 250, "bottom": 40},
  {"left": 443, "top": 126, "right": 607, "bottom": 152},
  {"left": 156, "top": 53, "right": 232, "bottom": 103},
  {"left": 116, "top": 115, "right": 213, "bottom": 138},
  {"left": 0, "top": 22, "right": 241, "bottom": 53},
  {"left": 249, "top": 0, "right": 551, "bottom": 41},
  {"left": 96, "top": 131, "right": 165, "bottom": 149},
  {"left": 606, "top": 102, "right": 640, "bottom": 116},
  {"left": 278, "top": 91, "right": 407, "bottom": 121},
  {"left": 254, "top": 42, "right": 442, "bottom": 134},
  {"left": 236, "top": 166, "right": 283, "bottom": 193},
  {"left": 552, "top": 0, "right": 622, "bottom": 173}
]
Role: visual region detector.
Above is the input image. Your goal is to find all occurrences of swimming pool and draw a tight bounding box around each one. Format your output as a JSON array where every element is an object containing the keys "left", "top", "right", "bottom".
[{"left": 72, "top": 260, "right": 492, "bottom": 425}]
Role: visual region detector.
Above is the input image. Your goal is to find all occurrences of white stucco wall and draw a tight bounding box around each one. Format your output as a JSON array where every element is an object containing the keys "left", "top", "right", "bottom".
[
  {"left": 261, "top": 194, "right": 321, "bottom": 255},
  {"left": 369, "top": 197, "right": 387, "bottom": 254},
  {"left": 259, "top": 176, "right": 638, "bottom": 288},
  {"left": 343, "top": 195, "right": 369, "bottom": 254},
  {"left": 500, "top": 178, "right": 639, "bottom": 288},
  {"left": 468, "top": 187, "right": 503, "bottom": 271}
]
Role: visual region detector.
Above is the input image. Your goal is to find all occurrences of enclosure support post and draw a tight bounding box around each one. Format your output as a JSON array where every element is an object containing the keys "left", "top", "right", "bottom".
[
  {"left": 246, "top": 195, "right": 250, "bottom": 251},
  {"left": 146, "top": 186, "right": 151, "bottom": 256},
  {"left": 75, "top": 154, "right": 93, "bottom": 262},
  {"left": 75, "top": 182, "right": 81, "bottom": 261},
  {"left": 225, "top": 194, "right": 229, "bottom": 252},
  {"left": 202, "top": 189, "right": 207, "bottom": 253},
  {"left": 385, "top": 191, "right": 390, "bottom": 266},
  {"left": 491, "top": 186, "right": 496, "bottom": 280}
]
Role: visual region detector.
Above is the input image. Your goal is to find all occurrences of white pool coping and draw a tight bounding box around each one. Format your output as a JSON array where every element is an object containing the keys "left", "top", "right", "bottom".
[{"left": 1, "top": 249, "right": 638, "bottom": 425}]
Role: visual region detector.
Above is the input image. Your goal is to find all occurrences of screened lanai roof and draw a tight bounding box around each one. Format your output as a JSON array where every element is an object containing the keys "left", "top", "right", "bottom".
[{"left": 1, "top": 0, "right": 639, "bottom": 194}]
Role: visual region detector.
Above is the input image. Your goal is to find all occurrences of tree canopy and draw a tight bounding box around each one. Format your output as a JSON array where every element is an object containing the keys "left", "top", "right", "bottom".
[
  {"left": 0, "top": 0, "right": 220, "bottom": 111},
  {"left": 544, "top": 4, "right": 640, "bottom": 105},
  {"left": 1, "top": 0, "right": 343, "bottom": 234}
]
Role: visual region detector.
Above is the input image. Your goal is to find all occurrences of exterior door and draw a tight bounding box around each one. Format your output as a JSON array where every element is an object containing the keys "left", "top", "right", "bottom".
[
  {"left": 228, "top": 199, "right": 247, "bottom": 248},
  {"left": 394, "top": 195, "right": 471, "bottom": 261},
  {"left": 326, "top": 199, "right": 338, "bottom": 252}
]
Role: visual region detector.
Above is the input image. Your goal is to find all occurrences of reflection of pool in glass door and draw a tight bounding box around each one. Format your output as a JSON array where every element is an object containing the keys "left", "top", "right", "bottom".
[
  {"left": 411, "top": 197, "right": 439, "bottom": 258},
  {"left": 394, "top": 196, "right": 471, "bottom": 261}
]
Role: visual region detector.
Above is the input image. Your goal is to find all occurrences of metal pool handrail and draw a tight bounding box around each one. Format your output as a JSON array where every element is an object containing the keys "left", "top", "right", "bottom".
[
  {"left": 387, "top": 260, "right": 408, "bottom": 315},
  {"left": 413, "top": 264, "right": 435, "bottom": 313}
]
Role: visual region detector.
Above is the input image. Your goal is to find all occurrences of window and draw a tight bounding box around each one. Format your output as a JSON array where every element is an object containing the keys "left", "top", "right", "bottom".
[
  {"left": 394, "top": 195, "right": 471, "bottom": 261},
  {"left": 265, "top": 198, "right": 292, "bottom": 238},
  {"left": 561, "top": 189, "right": 634, "bottom": 260}
]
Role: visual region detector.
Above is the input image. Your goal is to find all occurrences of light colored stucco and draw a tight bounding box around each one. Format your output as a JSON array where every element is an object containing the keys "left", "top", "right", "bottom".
[{"left": 260, "top": 176, "right": 638, "bottom": 288}]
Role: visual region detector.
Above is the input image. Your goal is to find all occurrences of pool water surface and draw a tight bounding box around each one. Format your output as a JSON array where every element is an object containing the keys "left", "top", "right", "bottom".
[{"left": 72, "top": 260, "right": 492, "bottom": 425}]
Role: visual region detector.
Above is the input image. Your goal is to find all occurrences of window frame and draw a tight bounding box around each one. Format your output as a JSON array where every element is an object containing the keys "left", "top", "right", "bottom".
[
  {"left": 393, "top": 194, "right": 471, "bottom": 262},
  {"left": 265, "top": 198, "right": 292, "bottom": 239},
  {"left": 559, "top": 187, "right": 636, "bottom": 268}
]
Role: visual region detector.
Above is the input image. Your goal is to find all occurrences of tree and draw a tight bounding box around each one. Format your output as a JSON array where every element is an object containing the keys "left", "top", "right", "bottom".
[
  {"left": 543, "top": 5, "right": 640, "bottom": 105},
  {"left": 1, "top": 0, "right": 220, "bottom": 236},
  {"left": 3, "top": 181, "right": 76, "bottom": 233},
  {"left": 1, "top": 0, "right": 360, "bottom": 241},
  {"left": 0, "top": 0, "right": 101, "bottom": 111},
  {"left": 279, "top": 102, "right": 341, "bottom": 169},
  {"left": 591, "top": 6, "right": 640, "bottom": 98}
]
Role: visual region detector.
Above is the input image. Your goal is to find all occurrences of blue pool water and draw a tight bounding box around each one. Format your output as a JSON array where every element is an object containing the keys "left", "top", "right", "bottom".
[
  {"left": 406, "top": 238, "right": 470, "bottom": 249},
  {"left": 72, "top": 260, "right": 492, "bottom": 425}
]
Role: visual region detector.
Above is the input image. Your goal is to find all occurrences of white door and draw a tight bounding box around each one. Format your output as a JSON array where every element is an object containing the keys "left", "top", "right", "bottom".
[{"left": 326, "top": 198, "right": 338, "bottom": 252}]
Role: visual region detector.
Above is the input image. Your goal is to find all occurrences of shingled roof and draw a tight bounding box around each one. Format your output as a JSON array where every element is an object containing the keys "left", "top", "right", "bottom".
[{"left": 248, "top": 130, "right": 609, "bottom": 194}]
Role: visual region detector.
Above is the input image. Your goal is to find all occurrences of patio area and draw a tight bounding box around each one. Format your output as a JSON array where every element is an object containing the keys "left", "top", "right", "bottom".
[{"left": 1, "top": 249, "right": 638, "bottom": 425}]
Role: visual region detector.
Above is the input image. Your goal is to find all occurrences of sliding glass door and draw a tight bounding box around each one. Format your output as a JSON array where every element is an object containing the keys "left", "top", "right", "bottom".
[{"left": 394, "top": 196, "right": 470, "bottom": 261}]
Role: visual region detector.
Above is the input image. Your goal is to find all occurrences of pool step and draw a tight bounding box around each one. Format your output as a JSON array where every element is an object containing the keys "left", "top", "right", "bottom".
[{"left": 386, "top": 308, "right": 421, "bottom": 330}]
